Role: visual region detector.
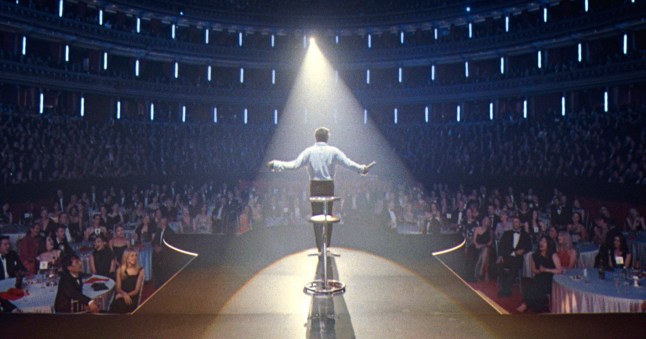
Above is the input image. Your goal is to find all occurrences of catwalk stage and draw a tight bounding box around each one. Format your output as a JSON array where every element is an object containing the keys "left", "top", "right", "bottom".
[{"left": 1, "top": 223, "right": 641, "bottom": 338}]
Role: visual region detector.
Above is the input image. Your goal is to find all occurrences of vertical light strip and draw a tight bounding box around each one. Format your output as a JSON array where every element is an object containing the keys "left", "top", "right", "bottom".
[
  {"left": 80, "top": 96, "right": 85, "bottom": 117},
  {"left": 172, "top": 24, "right": 176, "bottom": 39},
  {"left": 578, "top": 43, "right": 582, "bottom": 62},
  {"left": 368, "top": 34, "right": 372, "bottom": 48},
  {"left": 271, "top": 34, "right": 275, "bottom": 48},
  {"left": 22, "top": 36, "right": 26, "bottom": 55},
  {"left": 505, "top": 16, "right": 509, "bottom": 32},
  {"left": 465, "top": 61, "right": 469, "bottom": 78},
  {"left": 623, "top": 33, "right": 628, "bottom": 55},
  {"left": 335, "top": 35, "right": 339, "bottom": 44},
  {"left": 239, "top": 32, "right": 243, "bottom": 47},
  {"left": 39, "top": 92, "right": 44, "bottom": 114},
  {"left": 243, "top": 108, "right": 248, "bottom": 124},
  {"left": 150, "top": 102, "right": 154, "bottom": 121},
  {"left": 425, "top": 106, "right": 429, "bottom": 123},
  {"left": 135, "top": 59, "right": 139, "bottom": 77},
  {"left": 431, "top": 64, "right": 435, "bottom": 81},
  {"left": 204, "top": 28, "right": 209, "bottom": 44},
  {"left": 272, "top": 69, "right": 276, "bottom": 85},
  {"left": 182, "top": 105, "right": 186, "bottom": 123},
  {"left": 434, "top": 28, "right": 438, "bottom": 40},
  {"left": 584, "top": 0, "right": 589, "bottom": 12},
  {"left": 65, "top": 45, "right": 69, "bottom": 62},
  {"left": 99, "top": 9, "right": 103, "bottom": 26},
  {"left": 58, "top": 0, "right": 63, "bottom": 17},
  {"left": 400, "top": 31, "right": 404, "bottom": 44},
  {"left": 468, "top": 23, "right": 473, "bottom": 38},
  {"left": 136, "top": 18, "right": 141, "bottom": 33},
  {"left": 394, "top": 108, "right": 398, "bottom": 124},
  {"left": 456, "top": 105, "right": 461, "bottom": 122},
  {"left": 500, "top": 56, "right": 505, "bottom": 74},
  {"left": 213, "top": 107, "right": 218, "bottom": 123},
  {"left": 240, "top": 67, "right": 244, "bottom": 83},
  {"left": 543, "top": 7, "right": 548, "bottom": 23},
  {"left": 523, "top": 99, "right": 528, "bottom": 119},
  {"left": 116, "top": 100, "right": 121, "bottom": 120},
  {"left": 274, "top": 109, "right": 278, "bottom": 125},
  {"left": 174, "top": 62, "right": 179, "bottom": 78},
  {"left": 398, "top": 67, "right": 403, "bottom": 83},
  {"left": 103, "top": 52, "right": 108, "bottom": 70},
  {"left": 489, "top": 102, "right": 494, "bottom": 120},
  {"left": 363, "top": 109, "right": 367, "bottom": 125},
  {"left": 366, "top": 69, "right": 370, "bottom": 85},
  {"left": 604, "top": 91, "right": 608, "bottom": 112},
  {"left": 303, "top": 33, "right": 307, "bottom": 48},
  {"left": 537, "top": 50, "right": 542, "bottom": 69},
  {"left": 561, "top": 96, "right": 566, "bottom": 116},
  {"left": 207, "top": 65, "right": 212, "bottom": 81}
]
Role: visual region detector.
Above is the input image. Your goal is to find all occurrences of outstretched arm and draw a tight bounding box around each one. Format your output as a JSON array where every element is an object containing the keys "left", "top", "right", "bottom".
[{"left": 267, "top": 148, "right": 310, "bottom": 172}]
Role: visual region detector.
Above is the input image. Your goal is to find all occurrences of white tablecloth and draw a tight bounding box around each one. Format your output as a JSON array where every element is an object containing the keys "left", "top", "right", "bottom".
[
  {"left": 551, "top": 268, "right": 646, "bottom": 313},
  {"left": 0, "top": 275, "right": 114, "bottom": 313},
  {"left": 576, "top": 243, "right": 599, "bottom": 269}
]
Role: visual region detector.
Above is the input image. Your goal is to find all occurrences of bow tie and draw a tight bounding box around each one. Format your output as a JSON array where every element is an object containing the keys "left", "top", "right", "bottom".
[{"left": 513, "top": 231, "right": 521, "bottom": 234}]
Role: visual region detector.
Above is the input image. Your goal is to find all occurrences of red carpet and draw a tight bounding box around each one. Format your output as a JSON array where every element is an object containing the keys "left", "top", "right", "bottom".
[{"left": 467, "top": 279, "right": 527, "bottom": 314}]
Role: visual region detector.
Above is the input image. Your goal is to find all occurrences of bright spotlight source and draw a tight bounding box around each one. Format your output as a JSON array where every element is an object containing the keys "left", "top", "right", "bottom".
[{"left": 309, "top": 37, "right": 316, "bottom": 44}]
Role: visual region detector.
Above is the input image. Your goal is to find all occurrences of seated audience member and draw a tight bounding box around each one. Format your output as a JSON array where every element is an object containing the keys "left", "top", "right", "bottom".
[
  {"left": 109, "top": 249, "right": 145, "bottom": 313},
  {"left": 566, "top": 212, "right": 587, "bottom": 244},
  {"left": 136, "top": 214, "right": 155, "bottom": 243},
  {"left": 54, "top": 255, "right": 99, "bottom": 313},
  {"left": 109, "top": 225, "right": 129, "bottom": 266},
  {"left": 607, "top": 234, "right": 632, "bottom": 270},
  {"left": 0, "top": 202, "right": 12, "bottom": 226},
  {"left": 496, "top": 217, "right": 532, "bottom": 297},
  {"left": 556, "top": 232, "right": 577, "bottom": 269},
  {"left": 526, "top": 210, "right": 545, "bottom": 245},
  {"left": 516, "top": 236, "right": 562, "bottom": 313},
  {"left": 67, "top": 206, "right": 84, "bottom": 243},
  {"left": 494, "top": 211, "right": 512, "bottom": 241},
  {"left": 545, "top": 226, "right": 558, "bottom": 248},
  {"left": 18, "top": 223, "right": 44, "bottom": 274},
  {"left": 89, "top": 235, "right": 115, "bottom": 278},
  {"left": 0, "top": 236, "right": 26, "bottom": 280},
  {"left": 53, "top": 225, "right": 75, "bottom": 257},
  {"left": 625, "top": 208, "right": 645, "bottom": 232},
  {"left": 38, "top": 207, "right": 55, "bottom": 237},
  {"left": 84, "top": 214, "right": 108, "bottom": 241},
  {"left": 36, "top": 236, "right": 62, "bottom": 269},
  {"left": 472, "top": 216, "right": 493, "bottom": 282},
  {"left": 592, "top": 216, "right": 609, "bottom": 247}
]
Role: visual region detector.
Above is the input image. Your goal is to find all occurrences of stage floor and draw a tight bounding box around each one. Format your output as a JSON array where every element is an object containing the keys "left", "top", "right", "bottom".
[{"left": 0, "top": 224, "right": 641, "bottom": 338}]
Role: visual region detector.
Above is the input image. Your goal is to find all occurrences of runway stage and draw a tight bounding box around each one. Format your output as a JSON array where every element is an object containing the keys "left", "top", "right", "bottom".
[{"left": 1, "top": 224, "right": 641, "bottom": 338}]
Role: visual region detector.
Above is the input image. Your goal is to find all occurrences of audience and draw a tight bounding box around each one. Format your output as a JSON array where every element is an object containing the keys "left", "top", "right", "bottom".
[
  {"left": 89, "top": 235, "right": 116, "bottom": 279},
  {"left": 54, "top": 254, "right": 99, "bottom": 313}
]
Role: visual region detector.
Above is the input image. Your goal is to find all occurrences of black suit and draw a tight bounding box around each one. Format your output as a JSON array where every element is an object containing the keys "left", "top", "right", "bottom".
[
  {"left": 53, "top": 237, "right": 75, "bottom": 257},
  {"left": 0, "top": 251, "right": 26, "bottom": 280},
  {"left": 54, "top": 270, "right": 91, "bottom": 313},
  {"left": 497, "top": 229, "right": 532, "bottom": 296}
]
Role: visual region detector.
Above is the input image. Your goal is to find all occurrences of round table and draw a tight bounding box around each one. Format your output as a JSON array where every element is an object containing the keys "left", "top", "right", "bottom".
[
  {"left": 0, "top": 274, "right": 115, "bottom": 313},
  {"left": 551, "top": 268, "right": 646, "bottom": 313}
]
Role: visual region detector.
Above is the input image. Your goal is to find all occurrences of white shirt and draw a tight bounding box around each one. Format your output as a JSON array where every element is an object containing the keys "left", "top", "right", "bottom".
[
  {"left": 1, "top": 255, "right": 8, "bottom": 279},
  {"left": 272, "top": 142, "right": 364, "bottom": 181},
  {"left": 511, "top": 232, "right": 520, "bottom": 256}
]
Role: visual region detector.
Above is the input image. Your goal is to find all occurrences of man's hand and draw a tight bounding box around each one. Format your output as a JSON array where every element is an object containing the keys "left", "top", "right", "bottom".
[{"left": 361, "top": 161, "right": 376, "bottom": 175}]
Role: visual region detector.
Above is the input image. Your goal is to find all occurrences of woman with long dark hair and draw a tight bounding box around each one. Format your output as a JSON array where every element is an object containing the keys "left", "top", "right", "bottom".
[{"left": 516, "top": 235, "right": 562, "bottom": 313}]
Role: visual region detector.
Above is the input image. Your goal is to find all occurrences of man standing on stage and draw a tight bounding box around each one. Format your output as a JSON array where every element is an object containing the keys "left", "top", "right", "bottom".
[{"left": 267, "top": 127, "right": 374, "bottom": 252}]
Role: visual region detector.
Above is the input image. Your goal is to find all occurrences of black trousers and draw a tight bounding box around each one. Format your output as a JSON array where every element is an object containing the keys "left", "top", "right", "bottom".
[{"left": 310, "top": 180, "right": 334, "bottom": 251}]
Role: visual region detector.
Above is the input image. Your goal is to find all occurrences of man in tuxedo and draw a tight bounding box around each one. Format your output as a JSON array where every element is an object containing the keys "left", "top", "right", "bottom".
[
  {"left": 496, "top": 216, "right": 532, "bottom": 297},
  {"left": 54, "top": 255, "right": 99, "bottom": 313},
  {"left": 0, "top": 236, "right": 26, "bottom": 280}
]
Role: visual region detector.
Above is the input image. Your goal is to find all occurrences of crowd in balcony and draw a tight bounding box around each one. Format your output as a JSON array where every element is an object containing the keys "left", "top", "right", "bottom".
[{"left": 1, "top": 105, "right": 645, "bottom": 186}]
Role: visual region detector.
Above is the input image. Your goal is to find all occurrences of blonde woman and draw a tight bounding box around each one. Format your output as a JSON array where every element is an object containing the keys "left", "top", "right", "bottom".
[
  {"left": 557, "top": 232, "right": 577, "bottom": 269},
  {"left": 109, "top": 249, "right": 145, "bottom": 313}
]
